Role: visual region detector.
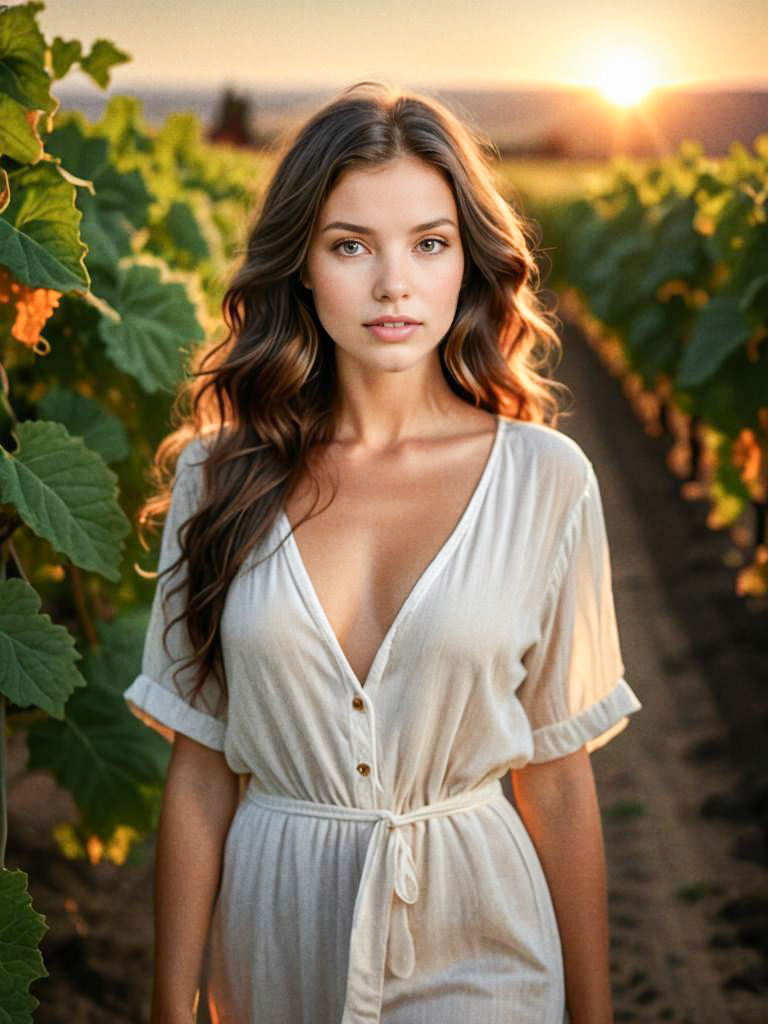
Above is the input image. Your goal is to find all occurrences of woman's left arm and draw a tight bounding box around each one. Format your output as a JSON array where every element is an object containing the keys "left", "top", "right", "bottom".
[{"left": 509, "top": 745, "right": 614, "bottom": 1024}]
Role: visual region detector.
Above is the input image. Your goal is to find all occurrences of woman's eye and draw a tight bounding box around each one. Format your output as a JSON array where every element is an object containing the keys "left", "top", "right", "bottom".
[
  {"left": 335, "top": 239, "right": 364, "bottom": 256},
  {"left": 332, "top": 237, "right": 448, "bottom": 256},
  {"left": 418, "top": 237, "right": 448, "bottom": 253}
]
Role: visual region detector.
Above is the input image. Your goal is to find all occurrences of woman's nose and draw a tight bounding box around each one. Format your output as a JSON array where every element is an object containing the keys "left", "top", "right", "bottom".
[{"left": 373, "top": 251, "right": 411, "bottom": 301}]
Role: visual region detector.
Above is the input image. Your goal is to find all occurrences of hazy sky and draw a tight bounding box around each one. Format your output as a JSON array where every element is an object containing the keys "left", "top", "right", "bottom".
[{"left": 43, "top": 0, "right": 768, "bottom": 90}]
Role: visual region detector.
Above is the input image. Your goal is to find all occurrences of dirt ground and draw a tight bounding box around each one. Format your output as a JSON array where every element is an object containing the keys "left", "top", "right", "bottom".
[{"left": 6, "top": 317, "right": 768, "bottom": 1023}]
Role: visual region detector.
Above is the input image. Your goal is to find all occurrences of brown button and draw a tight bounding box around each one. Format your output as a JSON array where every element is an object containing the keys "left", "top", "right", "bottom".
[
  {"left": 352, "top": 695, "right": 365, "bottom": 711},
  {"left": 356, "top": 762, "right": 370, "bottom": 776}
]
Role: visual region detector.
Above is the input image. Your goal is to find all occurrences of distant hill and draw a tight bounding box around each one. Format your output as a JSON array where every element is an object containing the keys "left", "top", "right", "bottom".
[{"left": 53, "top": 83, "right": 768, "bottom": 157}]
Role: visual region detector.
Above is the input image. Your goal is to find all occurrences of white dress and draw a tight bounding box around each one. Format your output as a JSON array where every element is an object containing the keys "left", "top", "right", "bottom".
[{"left": 123, "top": 414, "right": 642, "bottom": 1024}]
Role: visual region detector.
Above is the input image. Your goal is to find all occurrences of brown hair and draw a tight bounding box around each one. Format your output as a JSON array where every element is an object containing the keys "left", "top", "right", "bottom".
[{"left": 137, "top": 79, "right": 568, "bottom": 717}]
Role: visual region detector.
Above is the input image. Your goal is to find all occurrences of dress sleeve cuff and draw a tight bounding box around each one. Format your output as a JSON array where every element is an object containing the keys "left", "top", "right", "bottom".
[
  {"left": 529, "top": 678, "right": 642, "bottom": 763},
  {"left": 123, "top": 673, "right": 227, "bottom": 751}
]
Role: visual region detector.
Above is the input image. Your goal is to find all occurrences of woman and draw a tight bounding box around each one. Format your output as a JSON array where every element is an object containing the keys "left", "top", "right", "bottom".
[{"left": 124, "top": 80, "right": 642, "bottom": 1024}]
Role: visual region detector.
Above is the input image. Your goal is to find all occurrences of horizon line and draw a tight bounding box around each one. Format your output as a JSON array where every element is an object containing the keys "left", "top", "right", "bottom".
[{"left": 53, "top": 75, "right": 768, "bottom": 95}]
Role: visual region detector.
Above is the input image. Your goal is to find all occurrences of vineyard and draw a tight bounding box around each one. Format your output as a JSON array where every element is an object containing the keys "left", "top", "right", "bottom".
[
  {"left": 520, "top": 141, "right": 768, "bottom": 598},
  {"left": 1, "top": 2, "right": 766, "bottom": 1022},
  {"left": 1, "top": 4, "right": 270, "bottom": 1018}
]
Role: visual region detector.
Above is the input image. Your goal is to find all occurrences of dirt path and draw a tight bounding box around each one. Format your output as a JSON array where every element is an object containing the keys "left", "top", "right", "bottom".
[{"left": 6, "top": 317, "right": 768, "bottom": 1022}]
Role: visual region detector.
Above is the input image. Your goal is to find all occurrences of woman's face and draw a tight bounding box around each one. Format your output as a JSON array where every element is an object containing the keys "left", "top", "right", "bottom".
[{"left": 301, "top": 155, "right": 465, "bottom": 374}]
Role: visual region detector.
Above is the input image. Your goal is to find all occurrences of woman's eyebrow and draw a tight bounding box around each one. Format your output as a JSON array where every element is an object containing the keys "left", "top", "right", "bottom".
[{"left": 321, "top": 217, "right": 457, "bottom": 234}]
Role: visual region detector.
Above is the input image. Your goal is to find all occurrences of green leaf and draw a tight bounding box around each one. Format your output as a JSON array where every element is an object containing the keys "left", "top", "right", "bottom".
[
  {"left": 165, "top": 199, "right": 211, "bottom": 263},
  {"left": 73, "top": 162, "right": 153, "bottom": 280},
  {"left": 97, "top": 259, "right": 205, "bottom": 393},
  {"left": 0, "top": 867, "right": 49, "bottom": 1023},
  {"left": 739, "top": 272, "right": 768, "bottom": 313},
  {"left": 50, "top": 37, "right": 82, "bottom": 80},
  {"left": 83, "top": 607, "right": 150, "bottom": 695},
  {"left": 95, "top": 94, "right": 154, "bottom": 161},
  {"left": 45, "top": 117, "right": 110, "bottom": 180},
  {"left": 713, "top": 433, "right": 750, "bottom": 505},
  {"left": 78, "top": 38, "right": 131, "bottom": 89},
  {"left": 0, "top": 420, "right": 131, "bottom": 581},
  {"left": 640, "top": 197, "right": 703, "bottom": 292},
  {"left": 0, "top": 577, "right": 86, "bottom": 717},
  {"left": 677, "top": 293, "right": 752, "bottom": 388},
  {"left": 26, "top": 613, "right": 170, "bottom": 838},
  {"left": 45, "top": 119, "right": 152, "bottom": 276},
  {"left": 46, "top": 119, "right": 152, "bottom": 230},
  {"left": 0, "top": 91, "right": 43, "bottom": 163},
  {"left": 88, "top": 162, "right": 151, "bottom": 231},
  {"left": 686, "top": 339, "right": 768, "bottom": 437},
  {"left": 36, "top": 387, "right": 131, "bottom": 464},
  {"left": 0, "top": 159, "right": 89, "bottom": 290},
  {"left": 0, "top": 0, "right": 56, "bottom": 161},
  {"left": 0, "top": 2, "right": 55, "bottom": 109},
  {"left": 626, "top": 304, "right": 667, "bottom": 360}
]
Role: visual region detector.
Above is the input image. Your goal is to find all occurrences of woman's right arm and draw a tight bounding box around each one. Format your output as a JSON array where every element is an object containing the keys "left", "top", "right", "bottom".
[{"left": 150, "top": 734, "right": 240, "bottom": 1023}]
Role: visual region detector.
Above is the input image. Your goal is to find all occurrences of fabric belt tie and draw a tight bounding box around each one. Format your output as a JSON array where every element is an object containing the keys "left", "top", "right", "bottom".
[{"left": 245, "top": 776, "right": 504, "bottom": 1024}]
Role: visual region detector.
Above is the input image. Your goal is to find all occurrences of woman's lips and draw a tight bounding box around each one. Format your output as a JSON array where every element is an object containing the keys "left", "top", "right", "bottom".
[{"left": 365, "top": 323, "right": 421, "bottom": 341}]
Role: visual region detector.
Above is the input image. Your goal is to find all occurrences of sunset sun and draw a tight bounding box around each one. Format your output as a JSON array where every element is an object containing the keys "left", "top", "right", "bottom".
[{"left": 594, "top": 49, "right": 656, "bottom": 106}]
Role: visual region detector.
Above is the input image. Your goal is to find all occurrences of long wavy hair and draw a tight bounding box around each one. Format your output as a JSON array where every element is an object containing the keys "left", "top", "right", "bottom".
[{"left": 136, "top": 79, "right": 569, "bottom": 718}]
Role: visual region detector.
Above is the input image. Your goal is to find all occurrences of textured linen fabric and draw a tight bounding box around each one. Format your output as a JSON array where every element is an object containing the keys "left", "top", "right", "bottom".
[{"left": 123, "top": 414, "right": 643, "bottom": 1024}]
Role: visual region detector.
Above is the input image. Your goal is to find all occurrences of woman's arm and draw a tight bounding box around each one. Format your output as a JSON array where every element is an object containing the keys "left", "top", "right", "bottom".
[
  {"left": 150, "top": 734, "right": 241, "bottom": 1024},
  {"left": 509, "top": 745, "right": 613, "bottom": 1024}
]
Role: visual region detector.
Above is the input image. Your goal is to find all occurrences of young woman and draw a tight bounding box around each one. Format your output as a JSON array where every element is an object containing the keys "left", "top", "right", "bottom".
[{"left": 124, "top": 80, "right": 642, "bottom": 1024}]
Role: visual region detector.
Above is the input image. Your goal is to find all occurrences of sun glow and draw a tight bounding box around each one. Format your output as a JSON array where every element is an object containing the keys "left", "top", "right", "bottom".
[{"left": 594, "top": 49, "right": 656, "bottom": 107}]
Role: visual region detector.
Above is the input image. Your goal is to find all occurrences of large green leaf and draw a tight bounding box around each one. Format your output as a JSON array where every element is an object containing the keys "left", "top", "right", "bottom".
[
  {"left": 26, "top": 612, "right": 170, "bottom": 839},
  {"left": 677, "top": 293, "right": 752, "bottom": 388},
  {"left": 0, "top": 868, "right": 49, "bottom": 1024},
  {"left": 0, "top": 160, "right": 89, "bottom": 290},
  {"left": 0, "top": 1, "right": 55, "bottom": 162},
  {"left": 36, "top": 387, "right": 131, "bottom": 464},
  {"left": 98, "top": 259, "right": 205, "bottom": 392},
  {"left": 0, "top": 420, "right": 131, "bottom": 581},
  {"left": 0, "top": 577, "right": 86, "bottom": 717},
  {"left": 0, "top": 2, "right": 54, "bottom": 110}
]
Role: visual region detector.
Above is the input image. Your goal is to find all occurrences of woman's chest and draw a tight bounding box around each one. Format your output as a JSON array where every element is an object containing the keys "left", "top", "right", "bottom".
[
  {"left": 221, "top": 496, "right": 544, "bottom": 698},
  {"left": 280, "top": 431, "right": 499, "bottom": 689},
  {"left": 219, "top": 519, "right": 541, "bottom": 785}
]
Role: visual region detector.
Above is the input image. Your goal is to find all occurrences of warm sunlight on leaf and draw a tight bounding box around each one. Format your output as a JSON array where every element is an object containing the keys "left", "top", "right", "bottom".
[
  {"left": 594, "top": 49, "right": 656, "bottom": 107},
  {"left": 0, "top": 265, "right": 61, "bottom": 351}
]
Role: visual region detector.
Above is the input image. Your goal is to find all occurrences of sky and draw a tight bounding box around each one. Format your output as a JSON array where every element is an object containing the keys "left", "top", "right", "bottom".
[{"left": 42, "top": 0, "right": 768, "bottom": 91}]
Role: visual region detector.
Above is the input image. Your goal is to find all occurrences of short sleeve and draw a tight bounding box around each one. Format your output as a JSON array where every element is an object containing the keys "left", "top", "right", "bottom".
[
  {"left": 123, "top": 439, "right": 228, "bottom": 751},
  {"left": 517, "top": 461, "right": 642, "bottom": 763}
]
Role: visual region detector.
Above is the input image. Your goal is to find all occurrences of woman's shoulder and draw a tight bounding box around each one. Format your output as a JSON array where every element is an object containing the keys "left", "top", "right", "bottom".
[
  {"left": 500, "top": 416, "right": 592, "bottom": 496},
  {"left": 176, "top": 430, "right": 218, "bottom": 474},
  {"left": 170, "top": 432, "right": 221, "bottom": 510}
]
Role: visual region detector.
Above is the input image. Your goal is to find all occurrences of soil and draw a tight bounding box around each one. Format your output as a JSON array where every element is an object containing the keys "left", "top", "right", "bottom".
[{"left": 6, "top": 316, "right": 768, "bottom": 1023}]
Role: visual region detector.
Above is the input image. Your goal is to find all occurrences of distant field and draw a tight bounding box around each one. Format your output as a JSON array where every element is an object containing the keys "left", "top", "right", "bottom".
[
  {"left": 496, "top": 156, "right": 650, "bottom": 207},
  {"left": 221, "top": 146, "right": 654, "bottom": 212}
]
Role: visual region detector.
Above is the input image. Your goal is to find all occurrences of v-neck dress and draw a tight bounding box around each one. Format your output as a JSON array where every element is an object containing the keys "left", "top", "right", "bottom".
[{"left": 123, "top": 414, "right": 642, "bottom": 1024}]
